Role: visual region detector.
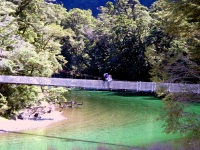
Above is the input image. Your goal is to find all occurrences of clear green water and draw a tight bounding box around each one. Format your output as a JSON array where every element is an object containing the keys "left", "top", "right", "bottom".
[{"left": 1, "top": 90, "right": 198, "bottom": 150}]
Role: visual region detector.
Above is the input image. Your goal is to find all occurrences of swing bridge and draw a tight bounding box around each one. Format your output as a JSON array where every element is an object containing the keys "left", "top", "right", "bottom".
[{"left": 0, "top": 75, "right": 199, "bottom": 93}]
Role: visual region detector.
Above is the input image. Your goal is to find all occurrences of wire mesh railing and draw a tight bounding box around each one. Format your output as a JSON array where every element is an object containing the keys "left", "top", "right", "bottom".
[{"left": 0, "top": 75, "right": 199, "bottom": 93}]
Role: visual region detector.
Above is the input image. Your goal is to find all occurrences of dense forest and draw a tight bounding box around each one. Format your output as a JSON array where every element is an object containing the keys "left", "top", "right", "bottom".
[{"left": 0, "top": 0, "right": 199, "bottom": 142}]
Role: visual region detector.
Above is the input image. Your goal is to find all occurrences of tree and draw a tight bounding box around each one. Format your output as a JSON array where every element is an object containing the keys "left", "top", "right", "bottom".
[
  {"left": 92, "top": 0, "right": 152, "bottom": 80},
  {"left": 61, "top": 8, "right": 97, "bottom": 75},
  {"left": 146, "top": 0, "right": 200, "bottom": 141},
  {"left": 0, "top": 0, "right": 68, "bottom": 117},
  {"left": 60, "top": 0, "right": 153, "bottom": 81},
  {"left": 161, "top": 0, "right": 200, "bottom": 64}
]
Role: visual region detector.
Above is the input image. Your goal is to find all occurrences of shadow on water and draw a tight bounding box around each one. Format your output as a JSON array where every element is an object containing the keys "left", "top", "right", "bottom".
[
  {"left": 0, "top": 130, "right": 145, "bottom": 150},
  {"left": 104, "top": 91, "right": 160, "bottom": 100}
]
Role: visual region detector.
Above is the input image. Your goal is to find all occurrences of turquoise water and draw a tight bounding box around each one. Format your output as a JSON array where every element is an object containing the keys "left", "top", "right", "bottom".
[{"left": 0, "top": 90, "right": 192, "bottom": 150}]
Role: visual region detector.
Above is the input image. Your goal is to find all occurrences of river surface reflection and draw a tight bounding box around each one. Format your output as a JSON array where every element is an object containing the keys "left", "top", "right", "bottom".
[{"left": 0, "top": 90, "right": 188, "bottom": 149}]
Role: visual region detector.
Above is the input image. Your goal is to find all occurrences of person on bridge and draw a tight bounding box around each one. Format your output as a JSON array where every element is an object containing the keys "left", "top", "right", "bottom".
[
  {"left": 103, "top": 73, "right": 109, "bottom": 81},
  {"left": 107, "top": 74, "right": 112, "bottom": 82}
]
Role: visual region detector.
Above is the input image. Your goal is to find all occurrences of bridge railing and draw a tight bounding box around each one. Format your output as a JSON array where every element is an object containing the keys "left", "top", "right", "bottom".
[{"left": 0, "top": 75, "right": 199, "bottom": 93}]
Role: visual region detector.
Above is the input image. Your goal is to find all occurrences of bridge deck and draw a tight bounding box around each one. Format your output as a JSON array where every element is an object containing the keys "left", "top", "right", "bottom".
[{"left": 0, "top": 75, "right": 199, "bottom": 93}]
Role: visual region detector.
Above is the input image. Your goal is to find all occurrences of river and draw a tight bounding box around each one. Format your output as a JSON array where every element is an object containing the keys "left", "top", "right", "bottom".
[{"left": 0, "top": 89, "right": 198, "bottom": 150}]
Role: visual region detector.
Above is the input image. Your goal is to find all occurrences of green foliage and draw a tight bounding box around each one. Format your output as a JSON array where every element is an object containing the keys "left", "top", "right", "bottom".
[
  {"left": 1, "top": 0, "right": 67, "bottom": 77},
  {"left": 93, "top": 0, "right": 152, "bottom": 80},
  {"left": 0, "top": 0, "right": 17, "bottom": 15},
  {"left": 61, "top": 8, "right": 97, "bottom": 72},
  {"left": 146, "top": 0, "right": 200, "bottom": 141},
  {"left": 15, "top": 0, "right": 67, "bottom": 74},
  {"left": 161, "top": 0, "right": 200, "bottom": 38},
  {"left": 40, "top": 87, "right": 68, "bottom": 104},
  {"left": 0, "top": 93, "right": 8, "bottom": 115},
  {"left": 60, "top": 0, "right": 153, "bottom": 80},
  {"left": 160, "top": 93, "right": 200, "bottom": 140},
  {"left": 0, "top": 85, "right": 40, "bottom": 117},
  {"left": 160, "top": 0, "right": 200, "bottom": 63},
  {"left": 0, "top": 0, "right": 68, "bottom": 117},
  {"left": 146, "top": 0, "right": 200, "bottom": 83}
]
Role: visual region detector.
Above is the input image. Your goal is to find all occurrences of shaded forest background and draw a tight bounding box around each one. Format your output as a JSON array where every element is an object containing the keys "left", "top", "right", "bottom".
[{"left": 52, "top": 0, "right": 156, "bottom": 81}]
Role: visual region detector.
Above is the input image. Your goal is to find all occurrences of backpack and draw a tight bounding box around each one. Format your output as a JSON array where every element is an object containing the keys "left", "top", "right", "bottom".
[{"left": 105, "top": 73, "right": 108, "bottom": 78}]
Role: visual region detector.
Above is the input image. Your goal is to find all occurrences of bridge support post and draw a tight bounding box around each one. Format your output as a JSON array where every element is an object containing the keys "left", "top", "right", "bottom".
[
  {"left": 137, "top": 81, "right": 141, "bottom": 92},
  {"left": 168, "top": 83, "right": 171, "bottom": 92},
  {"left": 151, "top": 82, "right": 156, "bottom": 92}
]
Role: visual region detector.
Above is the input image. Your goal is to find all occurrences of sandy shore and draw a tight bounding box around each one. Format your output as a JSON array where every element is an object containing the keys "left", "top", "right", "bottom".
[{"left": 0, "top": 111, "right": 67, "bottom": 133}]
